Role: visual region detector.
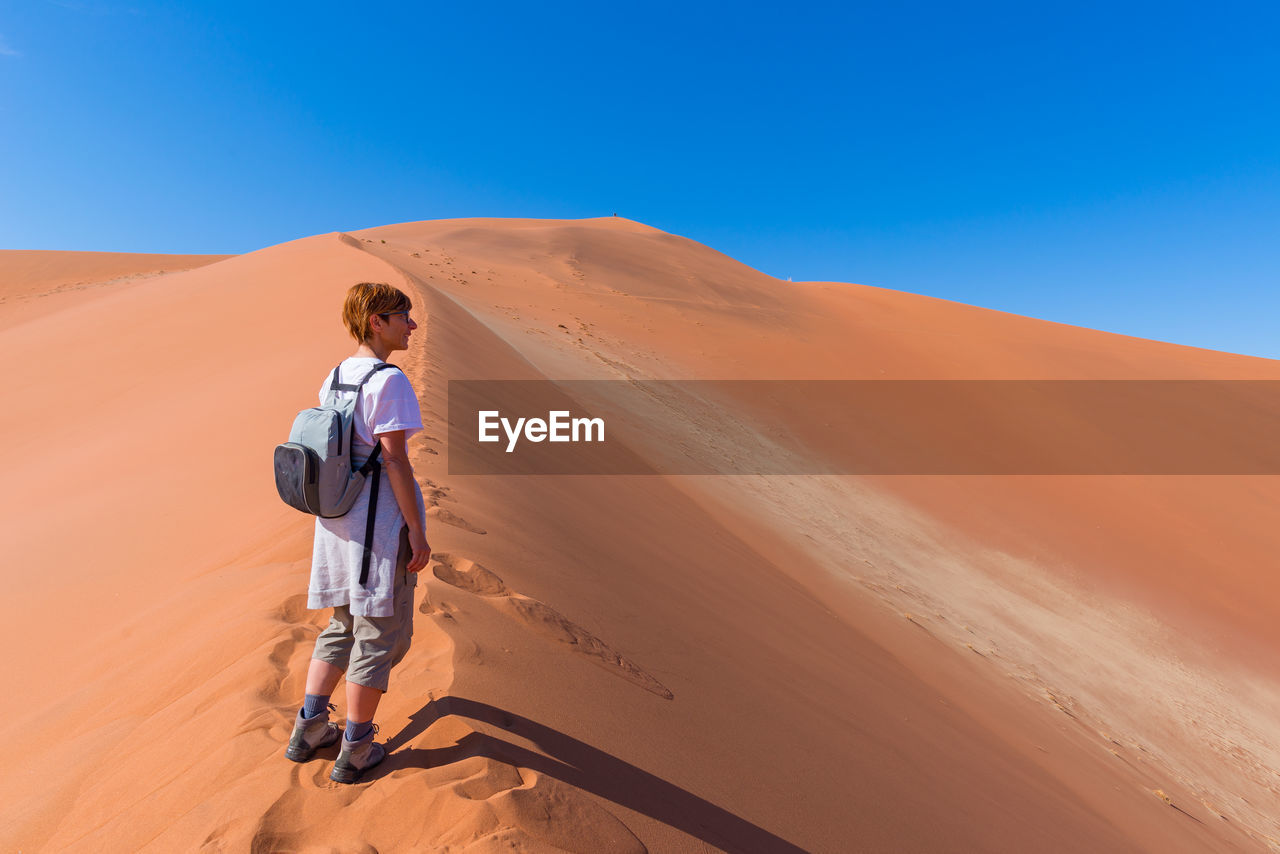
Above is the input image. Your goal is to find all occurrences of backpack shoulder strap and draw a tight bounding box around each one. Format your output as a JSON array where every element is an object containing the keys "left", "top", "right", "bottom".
[
  {"left": 317, "top": 364, "right": 345, "bottom": 405},
  {"left": 352, "top": 362, "right": 405, "bottom": 476},
  {"left": 330, "top": 363, "right": 365, "bottom": 393},
  {"left": 333, "top": 361, "right": 401, "bottom": 390},
  {"left": 354, "top": 362, "right": 405, "bottom": 588},
  {"left": 326, "top": 361, "right": 400, "bottom": 399},
  {"left": 357, "top": 361, "right": 401, "bottom": 387}
]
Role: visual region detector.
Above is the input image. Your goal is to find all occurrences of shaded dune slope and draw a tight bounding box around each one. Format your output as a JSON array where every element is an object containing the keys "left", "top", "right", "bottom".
[{"left": 3, "top": 219, "right": 1279, "bottom": 852}]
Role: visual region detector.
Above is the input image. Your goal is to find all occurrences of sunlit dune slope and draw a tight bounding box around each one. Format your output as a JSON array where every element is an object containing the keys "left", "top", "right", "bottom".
[
  {"left": 0, "top": 249, "right": 232, "bottom": 329},
  {"left": 3, "top": 218, "right": 1278, "bottom": 853}
]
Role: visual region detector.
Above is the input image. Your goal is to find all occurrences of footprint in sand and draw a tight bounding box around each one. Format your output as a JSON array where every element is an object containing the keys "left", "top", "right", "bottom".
[
  {"left": 271, "top": 593, "right": 311, "bottom": 624},
  {"left": 256, "top": 595, "right": 328, "bottom": 708},
  {"left": 501, "top": 594, "right": 674, "bottom": 699},
  {"left": 427, "top": 506, "right": 487, "bottom": 534},
  {"left": 420, "top": 598, "right": 460, "bottom": 618},
  {"left": 431, "top": 553, "right": 508, "bottom": 596},
  {"left": 445, "top": 756, "right": 646, "bottom": 853},
  {"left": 428, "top": 553, "right": 674, "bottom": 700},
  {"left": 449, "top": 754, "right": 525, "bottom": 800},
  {"left": 421, "top": 478, "right": 453, "bottom": 506}
]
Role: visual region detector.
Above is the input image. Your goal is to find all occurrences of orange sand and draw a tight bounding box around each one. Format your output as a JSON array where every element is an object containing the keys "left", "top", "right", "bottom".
[
  {"left": 0, "top": 250, "right": 231, "bottom": 330},
  {"left": 4, "top": 220, "right": 1279, "bottom": 852}
]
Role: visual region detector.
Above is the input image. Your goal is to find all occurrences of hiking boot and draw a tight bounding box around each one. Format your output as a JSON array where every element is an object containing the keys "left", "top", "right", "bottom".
[
  {"left": 285, "top": 703, "right": 341, "bottom": 762},
  {"left": 330, "top": 723, "right": 385, "bottom": 784}
]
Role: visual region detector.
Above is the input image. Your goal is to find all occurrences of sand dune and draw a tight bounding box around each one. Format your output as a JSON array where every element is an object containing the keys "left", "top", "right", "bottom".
[
  {"left": 0, "top": 249, "right": 231, "bottom": 330},
  {"left": 4, "top": 219, "right": 1279, "bottom": 852}
]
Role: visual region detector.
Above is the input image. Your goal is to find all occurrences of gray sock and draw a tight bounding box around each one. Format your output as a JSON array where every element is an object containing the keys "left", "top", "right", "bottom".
[
  {"left": 301, "top": 693, "right": 330, "bottom": 719},
  {"left": 346, "top": 720, "right": 374, "bottom": 742}
]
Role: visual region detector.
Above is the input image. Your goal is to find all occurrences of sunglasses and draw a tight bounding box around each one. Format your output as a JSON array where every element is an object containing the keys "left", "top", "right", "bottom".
[{"left": 379, "top": 310, "right": 412, "bottom": 323}]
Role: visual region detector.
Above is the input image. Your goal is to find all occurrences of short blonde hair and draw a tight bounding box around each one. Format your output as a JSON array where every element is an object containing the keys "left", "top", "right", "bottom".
[{"left": 342, "top": 282, "right": 412, "bottom": 342}]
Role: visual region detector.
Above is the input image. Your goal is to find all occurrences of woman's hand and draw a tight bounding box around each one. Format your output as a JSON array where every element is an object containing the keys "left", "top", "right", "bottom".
[
  {"left": 379, "top": 429, "right": 432, "bottom": 573},
  {"left": 407, "top": 526, "right": 431, "bottom": 573}
]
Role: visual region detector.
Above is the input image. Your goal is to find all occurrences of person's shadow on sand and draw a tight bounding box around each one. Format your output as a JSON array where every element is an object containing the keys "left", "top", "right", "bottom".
[{"left": 372, "top": 696, "right": 809, "bottom": 854}]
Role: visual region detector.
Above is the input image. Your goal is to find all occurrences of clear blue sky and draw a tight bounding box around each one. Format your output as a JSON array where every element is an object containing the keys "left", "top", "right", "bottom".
[{"left": 3, "top": 1, "right": 1278, "bottom": 358}]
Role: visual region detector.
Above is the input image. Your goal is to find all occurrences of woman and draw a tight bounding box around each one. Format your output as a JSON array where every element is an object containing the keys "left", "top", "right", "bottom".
[{"left": 285, "top": 281, "right": 431, "bottom": 784}]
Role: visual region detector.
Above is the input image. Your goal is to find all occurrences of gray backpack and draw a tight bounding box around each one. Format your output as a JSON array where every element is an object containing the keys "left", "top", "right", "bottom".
[{"left": 273, "top": 361, "right": 400, "bottom": 584}]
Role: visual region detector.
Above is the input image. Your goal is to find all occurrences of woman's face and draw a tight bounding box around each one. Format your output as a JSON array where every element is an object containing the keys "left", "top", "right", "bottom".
[{"left": 370, "top": 309, "right": 417, "bottom": 351}]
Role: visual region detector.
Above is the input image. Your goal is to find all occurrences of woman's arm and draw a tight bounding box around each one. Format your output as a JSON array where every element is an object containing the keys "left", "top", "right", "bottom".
[{"left": 377, "top": 429, "right": 430, "bottom": 572}]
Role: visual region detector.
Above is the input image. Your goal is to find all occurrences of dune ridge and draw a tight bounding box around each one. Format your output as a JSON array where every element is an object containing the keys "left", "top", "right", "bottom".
[{"left": 4, "top": 218, "right": 1279, "bottom": 852}]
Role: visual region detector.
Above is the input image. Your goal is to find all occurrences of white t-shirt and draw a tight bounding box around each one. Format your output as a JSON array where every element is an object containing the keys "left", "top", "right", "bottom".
[
  {"left": 309, "top": 355, "right": 425, "bottom": 618},
  {"left": 318, "top": 356, "right": 423, "bottom": 453}
]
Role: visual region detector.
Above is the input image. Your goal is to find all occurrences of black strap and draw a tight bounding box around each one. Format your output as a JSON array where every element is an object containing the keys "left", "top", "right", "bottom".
[
  {"left": 359, "top": 462, "right": 381, "bottom": 586},
  {"left": 358, "top": 442, "right": 382, "bottom": 475},
  {"left": 360, "top": 361, "right": 400, "bottom": 386},
  {"left": 330, "top": 361, "right": 401, "bottom": 393},
  {"left": 352, "top": 361, "right": 402, "bottom": 587}
]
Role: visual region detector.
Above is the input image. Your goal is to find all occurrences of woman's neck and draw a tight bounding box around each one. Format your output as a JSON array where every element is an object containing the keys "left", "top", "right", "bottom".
[{"left": 354, "top": 341, "right": 391, "bottom": 362}]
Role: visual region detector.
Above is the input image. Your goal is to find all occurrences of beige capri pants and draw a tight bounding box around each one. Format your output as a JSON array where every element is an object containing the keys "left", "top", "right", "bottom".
[{"left": 312, "top": 526, "right": 416, "bottom": 692}]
